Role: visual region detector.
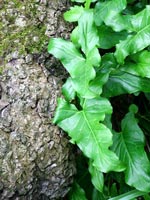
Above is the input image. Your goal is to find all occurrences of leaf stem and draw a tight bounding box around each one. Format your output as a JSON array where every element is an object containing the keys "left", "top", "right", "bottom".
[{"left": 85, "top": 0, "right": 91, "bottom": 9}]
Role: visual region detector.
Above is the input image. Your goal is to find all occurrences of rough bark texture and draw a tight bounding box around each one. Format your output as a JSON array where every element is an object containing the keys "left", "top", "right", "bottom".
[{"left": 0, "top": 1, "right": 75, "bottom": 199}]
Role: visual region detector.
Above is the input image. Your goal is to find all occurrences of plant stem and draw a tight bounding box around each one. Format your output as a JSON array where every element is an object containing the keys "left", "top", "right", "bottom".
[{"left": 85, "top": 0, "right": 91, "bottom": 9}]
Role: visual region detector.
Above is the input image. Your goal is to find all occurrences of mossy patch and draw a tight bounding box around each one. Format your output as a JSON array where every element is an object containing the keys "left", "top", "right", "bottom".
[{"left": 0, "top": 0, "right": 48, "bottom": 60}]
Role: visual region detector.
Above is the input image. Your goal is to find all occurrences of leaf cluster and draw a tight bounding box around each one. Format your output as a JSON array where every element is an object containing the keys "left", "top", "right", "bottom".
[{"left": 48, "top": 0, "right": 150, "bottom": 199}]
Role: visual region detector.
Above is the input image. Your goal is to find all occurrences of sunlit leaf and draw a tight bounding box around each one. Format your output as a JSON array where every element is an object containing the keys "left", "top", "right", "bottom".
[
  {"left": 54, "top": 98, "right": 125, "bottom": 173},
  {"left": 86, "top": 47, "right": 101, "bottom": 67},
  {"left": 64, "top": 6, "right": 84, "bottom": 22},
  {"left": 78, "top": 10, "right": 99, "bottom": 55},
  {"left": 112, "top": 105, "right": 150, "bottom": 192},
  {"left": 102, "top": 69, "right": 150, "bottom": 97},
  {"left": 48, "top": 38, "right": 96, "bottom": 98},
  {"left": 94, "top": 0, "right": 128, "bottom": 31},
  {"left": 62, "top": 78, "right": 76, "bottom": 101},
  {"left": 109, "top": 189, "right": 146, "bottom": 200},
  {"left": 120, "top": 50, "right": 150, "bottom": 78},
  {"left": 115, "top": 6, "right": 150, "bottom": 64},
  {"left": 89, "top": 160, "right": 104, "bottom": 192}
]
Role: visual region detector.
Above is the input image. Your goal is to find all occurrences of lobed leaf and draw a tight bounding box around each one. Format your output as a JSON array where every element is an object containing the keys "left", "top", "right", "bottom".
[
  {"left": 62, "top": 78, "right": 76, "bottom": 101},
  {"left": 48, "top": 38, "right": 96, "bottom": 98},
  {"left": 102, "top": 69, "right": 150, "bottom": 97},
  {"left": 97, "top": 25, "right": 128, "bottom": 49},
  {"left": 130, "top": 6, "right": 150, "bottom": 32},
  {"left": 64, "top": 6, "right": 84, "bottom": 22},
  {"left": 89, "top": 160, "right": 104, "bottom": 193},
  {"left": 78, "top": 9, "right": 99, "bottom": 56},
  {"left": 120, "top": 50, "right": 150, "bottom": 78},
  {"left": 112, "top": 105, "right": 150, "bottom": 192},
  {"left": 115, "top": 26, "right": 150, "bottom": 64},
  {"left": 115, "top": 6, "right": 150, "bottom": 64},
  {"left": 94, "top": 0, "right": 128, "bottom": 31},
  {"left": 54, "top": 98, "right": 125, "bottom": 173}
]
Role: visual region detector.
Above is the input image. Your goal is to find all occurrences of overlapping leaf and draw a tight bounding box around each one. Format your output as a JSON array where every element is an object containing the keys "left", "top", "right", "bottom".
[
  {"left": 115, "top": 6, "right": 150, "bottom": 64},
  {"left": 102, "top": 69, "right": 150, "bottom": 97},
  {"left": 48, "top": 38, "right": 96, "bottom": 98},
  {"left": 97, "top": 25, "right": 128, "bottom": 49},
  {"left": 89, "top": 53, "right": 116, "bottom": 96},
  {"left": 64, "top": 6, "right": 84, "bottom": 22},
  {"left": 112, "top": 105, "right": 150, "bottom": 192},
  {"left": 120, "top": 50, "right": 150, "bottom": 78},
  {"left": 78, "top": 10, "right": 100, "bottom": 56},
  {"left": 94, "top": 0, "right": 128, "bottom": 31},
  {"left": 54, "top": 98, "right": 125, "bottom": 173}
]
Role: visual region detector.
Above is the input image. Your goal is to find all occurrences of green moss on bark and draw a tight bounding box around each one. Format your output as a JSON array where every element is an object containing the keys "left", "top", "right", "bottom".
[{"left": 0, "top": 0, "right": 48, "bottom": 59}]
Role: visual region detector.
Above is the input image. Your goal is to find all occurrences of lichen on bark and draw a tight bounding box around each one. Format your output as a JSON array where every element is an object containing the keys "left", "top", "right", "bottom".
[{"left": 0, "top": 0, "right": 75, "bottom": 199}]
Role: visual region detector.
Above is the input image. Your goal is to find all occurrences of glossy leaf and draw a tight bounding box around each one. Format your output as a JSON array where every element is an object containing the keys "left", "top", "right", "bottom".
[
  {"left": 98, "top": 25, "right": 128, "bottom": 49},
  {"left": 71, "top": 26, "right": 80, "bottom": 48},
  {"left": 112, "top": 105, "right": 150, "bottom": 192},
  {"left": 78, "top": 10, "right": 99, "bottom": 55},
  {"left": 86, "top": 47, "right": 101, "bottom": 67},
  {"left": 71, "top": 0, "right": 97, "bottom": 2},
  {"left": 68, "top": 182, "right": 87, "bottom": 200},
  {"left": 89, "top": 161, "right": 104, "bottom": 192},
  {"left": 109, "top": 189, "right": 146, "bottom": 200},
  {"left": 48, "top": 38, "right": 96, "bottom": 98},
  {"left": 115, "top": 6, "right": 150, "bottom": 64},
  {"left": 71, "top": 0, "right": 85, "bottom": 2},
  {"left": 54, "top": 98, "right": 125, "bottom": 173},
  {"left": 64, "top": 6, "right": 84, "bottom": 22},
  {"left": 62, "top": 78, "right": 76, "bottom": 101},
  {"left": 89, "top": 53, "right": 117, "bottom": 96},
  {"left": 94, "top": 0, "right": 128, "bottom": 31},
  {"left": 115, "top": 28, "right": 150, "bottom": 64},
  {"left": 120, "top": 50, "right": 150, "bottom": 78},
  {"left": 130, "top": 6, "right": 150, "bottom": 32},
  {"left": 102, "top": 69, "right": 150, "bottom": 97}
]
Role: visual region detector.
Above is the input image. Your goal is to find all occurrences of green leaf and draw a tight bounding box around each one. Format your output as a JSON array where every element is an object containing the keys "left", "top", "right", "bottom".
[
  {"left": 62, "top": 78, "right": 76, "bottom": 101},
  {"left": 78, "top": 10, "right": 99, "bottom": 55},
  {"left": 94, "top": 0, "right": 128, "bottom": 31},
  {"left": 112, "top": 105, "right": 150, "bottom": 192},
  {"left": 48, "top": 38, "right": 96, "bottom": 98},
  {"left": 120, "top": 50, "right": 150, "bottom": 78},
  {"left": 71, "top": 0, "right": 97, "bottom": 2},
  {"left": 130, "top": 6, "right": 150, "bottom": 32},
  {"left": 71, "top": 26, "right": 80, "bottom": 48},
  {"left": 109, "top": 189, "right": 146, "bottom": 200},
  {"left": 71, "top": 60, "right": 96, "bottom": 98},
  {"left": 89, "top": 160, "right": 104, "bottom": 192},
  {"left": 86, "top": 47, "right": 101, "bottom": 67},
  {"left": 48, "top": 38, "right": 83, "bottom": 69},
  {"left": 68, "top": 182, "right": 87, "bottom": 200},
  {"left": 98, "top": 25, "right": 128, "bottom": 49},
  {"left": 89, "top": 53, "right": 117, "bottom": 96},
  {"left": 64, "top": 6, "right": 84, "bottom": 22},
  {"left": 54, "top": 98, "right": 125, "bottom": 173},
  {"left": 102, "top": 69, "right": 150, "bottom": 97},
  {"left": 115, "top": 6, "right": 150, "bottom": 64},
  {"left": 115, "top": 29, "right": 150, "bottom": 64},
  {"left": 71, "top": 0, "right": 85, "bottom": 2}
]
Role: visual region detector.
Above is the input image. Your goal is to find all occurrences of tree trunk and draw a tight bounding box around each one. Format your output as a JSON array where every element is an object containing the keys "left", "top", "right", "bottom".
[{"left": 0, "top": 1, "right": 75, "bottom": 199}]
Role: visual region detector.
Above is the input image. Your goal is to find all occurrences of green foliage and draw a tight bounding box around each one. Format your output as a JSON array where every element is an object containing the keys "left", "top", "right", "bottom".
[{"left": 48, "top": 0, "right": 150, "bottom": 199}]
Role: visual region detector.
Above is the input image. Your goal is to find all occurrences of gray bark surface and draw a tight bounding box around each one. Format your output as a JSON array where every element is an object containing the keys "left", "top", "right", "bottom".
[{"left": 0, "top": 1, "right": 75, "bottom": 199}]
